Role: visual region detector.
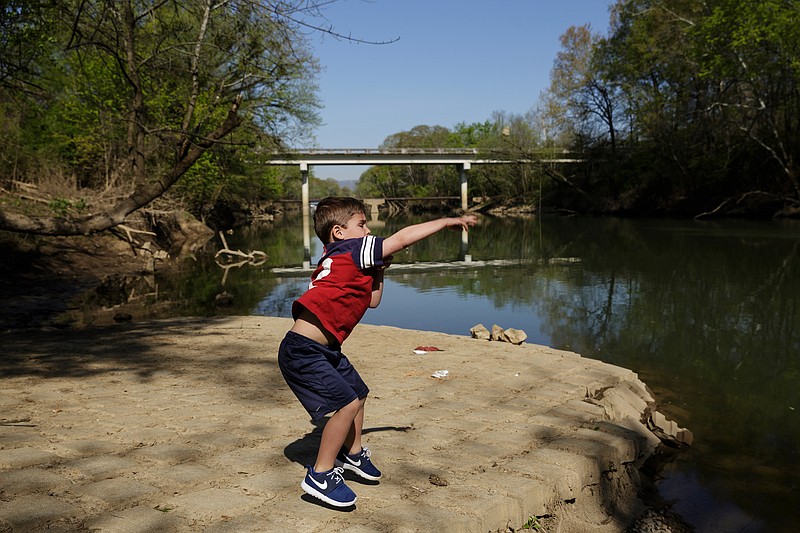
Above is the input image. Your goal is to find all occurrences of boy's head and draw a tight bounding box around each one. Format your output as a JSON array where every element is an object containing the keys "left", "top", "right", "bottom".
[{"left": 313, "top": 197, "right": 369, "bottom": 244}]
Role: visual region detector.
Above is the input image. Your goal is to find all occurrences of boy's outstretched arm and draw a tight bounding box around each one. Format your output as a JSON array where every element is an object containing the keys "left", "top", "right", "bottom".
[{"left": 382, "top": 215, "right": 478, "bottom": 257}]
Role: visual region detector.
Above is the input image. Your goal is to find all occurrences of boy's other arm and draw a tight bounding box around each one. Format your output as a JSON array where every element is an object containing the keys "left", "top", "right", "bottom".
[
  {"left": 369, "top": 267, "right": 385, "bottom": 308},
  {"left": 382, "top": 215, "right": 478, "bottom": 257},
  {"left": 369, "top": 255, "right": 391, "bottom": 308}
]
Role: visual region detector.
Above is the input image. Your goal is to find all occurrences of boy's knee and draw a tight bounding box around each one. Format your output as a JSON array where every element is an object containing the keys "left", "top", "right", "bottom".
[{"left": 339, "top": 398, "right": 360, "bottom": 415}]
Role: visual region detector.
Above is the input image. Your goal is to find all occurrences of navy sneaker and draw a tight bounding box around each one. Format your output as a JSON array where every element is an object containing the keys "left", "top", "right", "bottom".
[
  {"left": 336, "top": 446, "right": 382, "bottom": 481},
  {"left": 300, "top": 466, "right": 357, "bottom": 507}
]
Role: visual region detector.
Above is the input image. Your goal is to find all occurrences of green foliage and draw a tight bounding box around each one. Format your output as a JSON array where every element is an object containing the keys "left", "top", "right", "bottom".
[
  {"left": 539, "top": 0, "right": 800, "bottom": 215},
  {"left": 171, "top": 150, "right": 302, "bottom": 219},
  {"left": 357, "top": 115, "right": 549, "bottom": 204},
  {"left": 451, "top": 120, "right": 496, "bottom": 147},
  {"left": 358, "top": 166, "right": 399, "bottom": 198},
  {"left": 0, "top": 1, "right": 59, "bottom": 93},
  {"left": 6, "top": 0, "right": 798, "bottom": 223},
  {"left": 48, "top": 197, "right": 87, "bottom": 217},
  {"left": 310, "top": 176, "right": 351, "bottom": 198},
  {"left": 0, "top": 0, "right": 322, "bottom": 228},
  {"left": 522, "top": 515, "right": 545, "bottom": 531},
  {"left": 173, "top": 152, "right": 225, "bottom": 211},
  {"left": 252, "top": 169, "right": 286, "bottom": 200}
]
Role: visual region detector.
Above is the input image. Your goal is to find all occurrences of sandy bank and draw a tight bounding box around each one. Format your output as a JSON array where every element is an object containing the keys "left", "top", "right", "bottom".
[{"left": 0, "top": 316, "right": 687, "bottom": 532}]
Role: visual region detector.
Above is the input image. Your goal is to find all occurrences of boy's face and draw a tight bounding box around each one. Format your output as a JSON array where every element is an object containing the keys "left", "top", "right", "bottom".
[{"left": 333, "top": 212, "right": 370, "bottom": 241}]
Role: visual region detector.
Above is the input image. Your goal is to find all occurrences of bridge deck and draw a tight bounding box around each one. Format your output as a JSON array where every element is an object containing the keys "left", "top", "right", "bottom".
[{"left": 265, "top": 148, "right": 582, "bottom": 166}]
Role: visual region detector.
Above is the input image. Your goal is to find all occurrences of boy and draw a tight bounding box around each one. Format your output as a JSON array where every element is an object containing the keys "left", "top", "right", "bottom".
[{"left": 278, "top": 196, "right": 477, "bottom": 507}]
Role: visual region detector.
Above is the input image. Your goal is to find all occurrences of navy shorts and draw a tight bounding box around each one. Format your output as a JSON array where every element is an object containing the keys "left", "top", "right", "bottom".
[{"left": 278, "top": 331, "right": 369, "bottom": 421}]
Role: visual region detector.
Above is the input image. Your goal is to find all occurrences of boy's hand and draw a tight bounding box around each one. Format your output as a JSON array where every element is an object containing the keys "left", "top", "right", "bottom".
[
  {"left": 448, "top": 214, "right": 479, "bottom": 231},
  {"left": 382, "top": 215, "right": 478, "bottom": 257}
]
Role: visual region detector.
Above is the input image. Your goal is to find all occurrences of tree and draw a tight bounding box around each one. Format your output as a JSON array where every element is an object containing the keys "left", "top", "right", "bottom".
[
  {"left": 542, "top": 23, "right": 622, "bottom": 154},
  {"left": 464, "top": 111, "right": 551, "bottom": 203},
  {"left": 537, "top": 0, "right": 800, "bottom": 216},
  {"left": 0, "top": 1, "right": 57, "bottom": 94},
  {"left": 310, "top": 176, "right": 351, "bottom": 198},
  {"left": 374, "top": 125, "right": 460, "bottom": 197},
  {"left": 0, "top": 0, "right": 331, "bottom": 235},
  {"left": 692, "top": 0, "right": 800, "bottom": 212},
  {"left": 357, "top": 165, "right": 403, "bottom": 198},
  {"left": 598, "top": 0, "right": 716, "bottom": 199}
]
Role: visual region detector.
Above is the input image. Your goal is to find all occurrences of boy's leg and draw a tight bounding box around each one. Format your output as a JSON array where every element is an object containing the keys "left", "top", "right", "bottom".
[
  {"left": 314, "top": 397, "right": 360, "bottom": 473},
  {"left": 337, "top": 397, "right": 382, "bottom": 481},
  {"left": 344, "top": 397, "right": 366, "bottom": 454}
]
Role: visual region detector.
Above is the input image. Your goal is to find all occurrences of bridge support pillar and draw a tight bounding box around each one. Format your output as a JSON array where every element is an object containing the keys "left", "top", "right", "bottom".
[
  {"left": 362, "top": 198, "right": 385, "bottom": 222},
  {"left": 300, "top": 163, "right": 311, "bottom": 268},
  {"left": 458, "top": 162, "right": 471, "bottom": 262},
  {"left": 459, "top": 162, "right": 470, "bottom": 211}
]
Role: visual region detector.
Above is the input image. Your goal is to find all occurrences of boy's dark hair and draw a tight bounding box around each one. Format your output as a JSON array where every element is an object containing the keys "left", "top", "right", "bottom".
[{"left": 313, "top": 197, "right": 367, "bottom": 243}]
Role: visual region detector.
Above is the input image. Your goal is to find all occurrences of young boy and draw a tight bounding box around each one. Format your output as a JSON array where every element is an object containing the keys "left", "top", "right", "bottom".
[{"left": 278, "top": 196, "right": 477, "bottom": 507}]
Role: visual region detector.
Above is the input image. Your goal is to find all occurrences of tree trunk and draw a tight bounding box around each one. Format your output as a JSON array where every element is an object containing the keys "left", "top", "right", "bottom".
[
  {"left": 0, "top": 97, "right": 242, "bottom": 236},
  {"left": 119, "top": 0, "right": 147, "bottom": 186}
]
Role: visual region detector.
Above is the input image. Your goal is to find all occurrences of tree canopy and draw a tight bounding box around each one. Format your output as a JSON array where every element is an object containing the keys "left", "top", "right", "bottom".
[
  {"left": 541, "top": 0, "right": 800, "bottom": 216},
  {"left": 4, "top": 0, "right": 799, "bottom": 226},
  {"left": 358, "top": 0, "right": 800, "bottom": 218},
  {"left": 0, "top": 0, "right": 326, "bottom": 235}
]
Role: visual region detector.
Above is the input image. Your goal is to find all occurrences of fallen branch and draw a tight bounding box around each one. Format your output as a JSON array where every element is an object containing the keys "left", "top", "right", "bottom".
[
  {"left": 1, "top": 417, "right": 36, "bottom": 427},
  {"left": 694, "top": 190, "right": 779, "bottom": 220},
  {"left": 0, "top": 186, "right": 51, "bottom": 205},
  {"left": 215, "top": 231, "right": 267, "bottom": 264},
  {"left": 11, "top": 180, "right": 39, "bottom": 192},
  {"left": 117, "top": 224, "right": 157, "bottom": 243},
  {"left": 217, "top": 259, "right": 252, "bottom": 286},
  {"left": 541, "top": 165, "right": 598, "bottom": 206}
]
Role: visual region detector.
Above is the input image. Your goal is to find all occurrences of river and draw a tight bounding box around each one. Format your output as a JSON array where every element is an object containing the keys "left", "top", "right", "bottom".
[{"left": 70, "top": 211, "right": 800, "bottom": 531}]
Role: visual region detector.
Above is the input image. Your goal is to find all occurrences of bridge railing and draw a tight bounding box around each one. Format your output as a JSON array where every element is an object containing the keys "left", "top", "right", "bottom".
[
  {"left": 265, "top": 147, "right": 583, "bottom": 162},
  {"left": 272, "top": 147, "right": 480, "bottom": 155}
]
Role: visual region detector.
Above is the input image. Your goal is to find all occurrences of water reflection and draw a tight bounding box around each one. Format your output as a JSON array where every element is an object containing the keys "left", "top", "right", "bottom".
[
  {"left": 291, "top": 214, "right": 800, "bottom": 531},
  {"left": 370, "top": 216, "right": 800, "bottom": 532}
]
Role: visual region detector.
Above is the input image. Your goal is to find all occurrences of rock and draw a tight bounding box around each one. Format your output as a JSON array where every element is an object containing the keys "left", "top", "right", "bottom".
[
  {"left": 501, "top": 328, "right": 527, "bottom": 345},
  {"left": 113, "top": 312, "right": 132, "bottom": 322},
  {"left": 490, "top": 324, "right": 505, "bottom": 341},
  {"left": 648, "top": 411, "right": 694, "bottom": 447},
  {"left": 471, "top": 324, "right": 527, "bottom": 344},
  {"left": 626, "top": 507, "right": 693, "bottom": 533},
  {"left": 675, "top": 427, "right": 694, "bottom": 446},
  {"left": 147, "top": 210, "right": 213, "bottom": 255},
  {"left": 428, "top": 474, "right": 448, "bottom": 487},
  {"left": 214, "top": 291, "right": 234, "bottom": 307},
  {"left": 470, "top": 324, "right": 491, "bottom": 340}
]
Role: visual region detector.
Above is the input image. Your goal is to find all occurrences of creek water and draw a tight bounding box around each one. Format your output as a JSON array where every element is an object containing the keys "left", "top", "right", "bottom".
[{"left": 73, "top": 211, "right": 800, "bottom": 531}]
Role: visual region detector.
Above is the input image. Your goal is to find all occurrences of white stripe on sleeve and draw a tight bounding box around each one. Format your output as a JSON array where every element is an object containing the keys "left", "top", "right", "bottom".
[{"left": 360, "top": 236, "right": 376, "bottom": 268}]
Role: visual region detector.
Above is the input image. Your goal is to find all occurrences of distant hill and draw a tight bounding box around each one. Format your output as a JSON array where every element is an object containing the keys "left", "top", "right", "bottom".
[{"left": 337, "top": 179, "right": 358, "bottom": 192}]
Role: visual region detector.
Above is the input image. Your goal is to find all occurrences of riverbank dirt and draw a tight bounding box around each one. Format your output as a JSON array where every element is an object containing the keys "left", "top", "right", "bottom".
[
  {"left": 0, "top": 232, "right": 151, "bottom": 330},
  {"left": 0, "top": 232, "right": 691, "bottom": 532}
]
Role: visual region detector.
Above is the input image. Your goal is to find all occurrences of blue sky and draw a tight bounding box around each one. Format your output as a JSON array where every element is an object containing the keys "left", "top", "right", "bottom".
[{"left": 305, "top": 0, "right": 614, "bottom": 181}]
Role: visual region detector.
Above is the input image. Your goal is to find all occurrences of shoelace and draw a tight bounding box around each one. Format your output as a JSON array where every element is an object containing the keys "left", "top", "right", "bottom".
[
  {"left": 326, "top": 466, "right": 345, "bottom": 485},
  {"left": 360, "top": 446, "right": 372, "bottom": 459}
]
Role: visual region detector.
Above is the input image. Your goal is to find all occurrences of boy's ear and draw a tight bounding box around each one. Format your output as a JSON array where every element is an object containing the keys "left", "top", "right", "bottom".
[{"left": 331, "top": 224, "right": 344, "bottom": 241}]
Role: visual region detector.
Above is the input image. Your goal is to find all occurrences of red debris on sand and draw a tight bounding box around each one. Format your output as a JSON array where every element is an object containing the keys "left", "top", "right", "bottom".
[{"left": 415, "top": 346, "right": 442, "bottom": 352}]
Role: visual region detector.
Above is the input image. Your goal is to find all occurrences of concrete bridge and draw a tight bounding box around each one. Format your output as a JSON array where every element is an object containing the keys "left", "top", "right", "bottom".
[
  {"left": 265, "top": 147, "right": 582, "bottom": 214},
  {"left": 267, "top": 148, "right": 583, "bottom": 266}
]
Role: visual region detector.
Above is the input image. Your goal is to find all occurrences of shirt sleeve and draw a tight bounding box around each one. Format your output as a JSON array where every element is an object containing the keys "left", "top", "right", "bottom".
[{"left": 353, "top": 235, "right": 384, "bottom": 269}]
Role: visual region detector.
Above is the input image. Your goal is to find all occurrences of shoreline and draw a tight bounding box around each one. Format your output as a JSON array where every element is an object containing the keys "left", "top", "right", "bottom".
[{"left": 1, "top": 315, "right": 691, "bottom": 532}]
